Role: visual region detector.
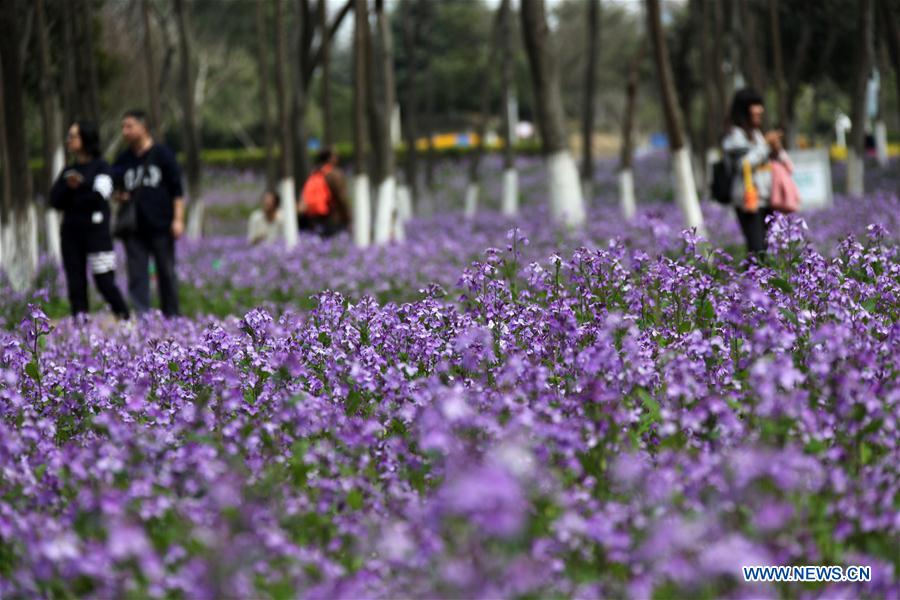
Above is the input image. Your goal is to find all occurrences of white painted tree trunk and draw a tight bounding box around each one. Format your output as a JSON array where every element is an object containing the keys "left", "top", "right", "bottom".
[
  {"left": 373, "top": 175, "right": 396, "bottom": 244},
  {"left": 547, "top": 150, "right": 585, "bottom": 226},
  {"left": 501, "top": 168, "right": 518, "bottom": 216},
  {"left": 186, "top": 199, "right": 205, "bottom": 239},
  {"left": 581, "top": 179, "right": 593, "bottom": 205},
  {"left": 846, "top": 149, "right": 865, "bottom": 196},
  {"left": 874, "top": 120, "right": 888, "bottom": 167},
  {"left": 352, "top": 174, "right": 371, "bottom": 248},
  {"left": 672, "top": 147, "right": 705, "bottom": 234},
  {"left": 464, "top": 182, "right": 479, "bottom": 218},
  {"left": 394, "top": 184, "right": 411, "bottom": 242},
  {"left": 278, "top": 177, "right": 298, "bottom": 249},
  {"left": 45, "top": 142, "right": 65, "bottom": 263},
  {"left": 618, "top": 168, "right": 636, "bottom": 220},
  {"left": 1, "top": 206, "right": 40, "bottom": 292}
]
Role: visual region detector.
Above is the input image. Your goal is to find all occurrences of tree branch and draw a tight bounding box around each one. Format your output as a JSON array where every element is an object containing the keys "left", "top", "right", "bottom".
[{"left": 304, "top": 0, "right": 352, "bottom": 86}]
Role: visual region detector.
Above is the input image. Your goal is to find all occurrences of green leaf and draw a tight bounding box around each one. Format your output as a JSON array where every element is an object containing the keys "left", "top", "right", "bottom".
[
  {"left": 347, "top": 488, "right": 363, "bottom": 510},
  {"left": 24, "top": 361, "right": 40, "bottom": 382},
  {"left": 770, "top": 277, "right": 794, "bottom": 294}
]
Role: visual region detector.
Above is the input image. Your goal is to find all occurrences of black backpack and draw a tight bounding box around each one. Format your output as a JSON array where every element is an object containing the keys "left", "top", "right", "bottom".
[{"left": 710, "top": 156, "right": 733, "bottom": 205}]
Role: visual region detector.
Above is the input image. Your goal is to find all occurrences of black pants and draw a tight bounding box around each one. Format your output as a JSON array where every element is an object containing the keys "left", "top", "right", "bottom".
[
  {"left": 124, "top": 232, "right": 180, "bottom": 316},
  {"left": 735, "top": 207, "right": 773, "bottom": 256},
  {"left": 61, "top": 231, "right": 130, "bottom": 319},
  {"left": 298, "top": 214, "right": 347, "bottom": 238}
]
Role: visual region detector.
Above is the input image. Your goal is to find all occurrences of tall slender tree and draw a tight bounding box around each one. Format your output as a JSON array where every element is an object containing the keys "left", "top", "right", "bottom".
[
  {"left": 711, "top": 0, "right": 727, "bottom": 123},
  {"left": 737, "top": 0, "right": 764, "bottom": 93},
  {"left": 274, "top": 0, "right": 298, "bottom": 248},
  {"left": 142, "top": 0, "right": 163, "bottom": 137},
  {"left": 581, "top": 0, "right": 600, "bottom": 198},
  {"left": 371, "top": 0, "right": 398, "bottom": 244},
  {"left": 291, "top": 0, "right": 313, "bottom": 185},
  {"left": 399, "top": 0, "right": 421, "bottom": 219},
  {"left": 319, "top": 0, "right": 334, "bottom": 147},
  {"left": 880, "top": 0, "right": 900, "bottom": 124},
  {"left": 499, "top": 0, "right": 518, "bottom": 216},
  {"left": 768, "top": 0, "right": 787, "bottom": 126},
  {"left": 0, "top": 0, "right": 38, "bottom": 290},
  {"left": 645, "top": 0, "right": 704, "bottom": 232},
  {"left": 256, "top": 0, "right": 276, "bottom": 191},
  {"left": 619, "top": 42, "right": 645, "bottom": 221},
  {"left": 352, "top": 0, "right": 371, "bottom": 248},
  {"left": 36, "top": 0, "right": 64, "bottom": 263},
  {"left": 175, "top": 0, "right": 203, "bottom": 238},
  {"left": 700, "top": 0, "right": 717, "bottom": 153},
  {"left": 465, "top": 9, "right": 501, "bottom": 218},
  {"left": 292, "top": 0, "right": 352, "bottom": 190},
  {"left": 77, "top": 0, "right": 100, "bottom": 122},
  {"left": 848, "top": 0, "right": 874, "bottom": 196},
  {"left": 783, "top": 9, "right": 813, "bottom": 148},
  {"left": 520, "top": 0, "right": 585, "bottom": 226}
]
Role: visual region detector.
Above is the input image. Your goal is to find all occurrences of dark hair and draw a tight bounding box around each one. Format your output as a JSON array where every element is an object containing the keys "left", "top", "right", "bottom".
[
  {"left": 729, "top": 88, "right": 764, "bottom": 131},
  {"left": 263, "top": 189, "right": 280, "bottom": 205},
  {"left": 315, "top": 148, "right": 336, "bottom": 166},
  {"left": 73, "top": 120, "right": 101, "bottom": 158},
  {"left": 122, "top": 108, "right": 150, "bottom": 129}
]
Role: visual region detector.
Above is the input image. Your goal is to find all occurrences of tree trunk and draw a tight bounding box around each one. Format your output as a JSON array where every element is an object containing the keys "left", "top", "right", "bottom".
[
  {"left": 848, "top": 0, "right": 874, "bottom": 196},
  {"left": 36, "top": 0, "right": 64, "bottom": 263},
  {"left": 581, "top": 0, "right": 599, "bottom": 196},
  {"left": 737, "top": 0, "right": 764, "bottom": 93},
  {"left": 768, "top": 0, "right": 786, "bottom": 126},
  {"left": 880, "top": 0, "right": 900, "bottom": 125},
  {"left": 274, "top": 0, "right": 298, "bottom": 248},
  {"left": 0, "top": 74, "right": 8, "bottom": 220},
  {"left": 673, "top": 6, "right": 699, "bottom": 160},
  {"left": 466, "top": 9, "right": 501, "bottom": 218},
  {"left": 319, "top": 0, "right": 334, "bottom": 147},
  {"left": 142, "top": 0, "right": 163, "bottom": 137},
  {"left": 619, "top": 43, "right": 645, "bottom": 221},
  {"left": 256, "top": 0, "right": 276, "bottom": 191},
  {"left": 520, "top": 0, "right": 585, "bottom": 226},
  {"left": 700, "top": 0, "right": 718, "bottom": 151},
  {"left": 72, "top": 0, "right": 101, "bottom": 123},
  {"left": 711, "top": 0, "right": 727, "bottom": 127},
  {"left": 784, "top": 14, "right": 813, "bottom": 148},
  {"left": 59, "top": 0, "right": 78, "bottom": 125},
  {"left": 499, "top": 0, "right": 517, "bottom": 216},
  {"left": 421, "top": 2, "right": 437, "bottom": 197},
  {"left": 0, "top": 0, "right": 38, "bottom": 290},
  {"left": 292, "top": 0, "right": 314, "bottom": 187},
  {"left": 645, "top": 0, "right": 704, "bottom": 232},
  {"left": 175, "top": 0, "right": 203, "bottom": 239},
  {"left": 352, "top": 0, "right": 371, "bottom": 248},
  {"left": 400, "top": 1, "right": 421, "bottom": 213},
  {"left": 371, "top": 0, "right": 397, "bottom": 244}
]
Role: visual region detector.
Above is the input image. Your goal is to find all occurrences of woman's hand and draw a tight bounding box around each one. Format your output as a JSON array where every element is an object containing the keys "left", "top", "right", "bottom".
[
  {"left": 171, "top": 217, "right": 185, "bottom": 239},
  {"left": 65, "top": 171, "right": 83, "bottom": 189},
  {"left": 765, "top": 130, "right": 783, "bottom": 151}
]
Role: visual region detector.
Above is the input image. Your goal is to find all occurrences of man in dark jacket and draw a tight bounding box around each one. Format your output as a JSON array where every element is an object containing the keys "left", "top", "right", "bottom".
[{"left": 113, "top": 109, "right": 185, "bottom": 317}]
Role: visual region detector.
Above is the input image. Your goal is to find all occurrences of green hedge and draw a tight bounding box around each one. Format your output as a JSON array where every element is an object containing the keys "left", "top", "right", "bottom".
[{"left": 27, "top": 140, "right": 545, "bottom": 177}]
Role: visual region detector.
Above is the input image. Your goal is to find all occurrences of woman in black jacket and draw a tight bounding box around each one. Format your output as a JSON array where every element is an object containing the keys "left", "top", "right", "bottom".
[{"left": 50, "top": 121, "right": 130, "bottom": 319}]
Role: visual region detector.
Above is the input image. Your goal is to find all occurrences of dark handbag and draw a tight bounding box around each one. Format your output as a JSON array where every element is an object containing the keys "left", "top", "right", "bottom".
[
  {"left": 112, "top": 196, "right": 137, "bottom": 238},
  {"left": 710, "top": 157, "right": 733, "bottom": 205},
  {"left": 112, "top": 146, "right": 155, "bottom": 238}
]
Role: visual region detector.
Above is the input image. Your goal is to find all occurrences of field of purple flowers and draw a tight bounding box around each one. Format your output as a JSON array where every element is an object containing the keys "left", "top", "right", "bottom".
[{"left": 1, "top": 154, "right": 898, "bottom": 598}]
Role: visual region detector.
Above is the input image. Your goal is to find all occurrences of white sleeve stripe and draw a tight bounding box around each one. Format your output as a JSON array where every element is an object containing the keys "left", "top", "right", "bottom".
[{"left": 93, "top": 174, "right": 113, "bottom": 200}]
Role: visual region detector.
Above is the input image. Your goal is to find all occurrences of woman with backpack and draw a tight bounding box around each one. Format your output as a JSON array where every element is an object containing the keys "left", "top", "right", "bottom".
[
  {"left": 50, "top": 121, "right": 130, "bottom": 319},
  {"left": 298, "top": 149, "right": 351, "bottom": 238},
  {"left": 722, "top": 89, "right": 797, "bottom": 257}
]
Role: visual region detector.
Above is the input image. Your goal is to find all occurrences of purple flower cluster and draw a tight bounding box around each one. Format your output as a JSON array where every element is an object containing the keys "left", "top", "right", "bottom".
[{"left": 1, "top": 207, "right": 898, "bottom": 596}]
